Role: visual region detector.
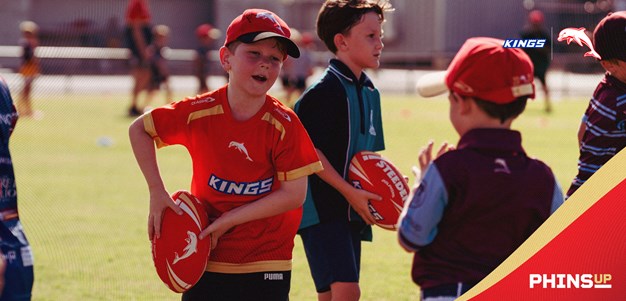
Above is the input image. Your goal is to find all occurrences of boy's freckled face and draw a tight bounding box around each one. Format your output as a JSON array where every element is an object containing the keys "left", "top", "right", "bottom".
[
  {"left": 227, "top": 39, "right": 285, "bottom": 97},
  {"left": 343, "top": 12, "right": 384, "bottom": 69}
]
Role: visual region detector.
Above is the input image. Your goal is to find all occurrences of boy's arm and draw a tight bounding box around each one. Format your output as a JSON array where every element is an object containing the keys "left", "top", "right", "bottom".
[
  {"left": 398, "top": 163, "right": 448, "bottom": 253},
  {"left": 577, "top": 121, "right": 586, "bottom": 147},
  {"left": 315, "top": 149, "right": 381, "bottom": 225},
  {"left": 128, "top": 117, "right": 182, "bottom": 241},
  {"left": 199, "top": 176, "right": 308, "bottom": 249}
]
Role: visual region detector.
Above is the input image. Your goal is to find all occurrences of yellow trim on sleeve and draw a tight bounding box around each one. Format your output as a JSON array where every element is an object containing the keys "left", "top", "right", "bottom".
[
  {"left": 278, "top": 161, "right": 323, "bottom": 181},
  {"left": 187, "top": 105, "right": 224, "bottom": 124},
  {"left": 205, "top": 260, "right": 292, "bottom": 274},
  {"left": 261, "top": 112, "right": 286, "bottom": 140},
  {"left": 142, "top": 113, "right": 168, "bottom": 148}
]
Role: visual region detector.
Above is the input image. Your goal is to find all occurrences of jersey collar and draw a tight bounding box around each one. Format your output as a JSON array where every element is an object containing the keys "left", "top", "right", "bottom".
[
  {"left": 457, "top": 128, "right": 525, "bottom": 155},
  {"left": 328, "top": 59, "right": 374, "bottom": 89}
]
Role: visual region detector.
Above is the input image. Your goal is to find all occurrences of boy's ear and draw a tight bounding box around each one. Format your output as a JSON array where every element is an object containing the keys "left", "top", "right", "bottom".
[
  {"left": 455, "top": 94, "right": 473, "bottom": 115},
  {"left": 333, "top": 33, "right": 348, "bottom": 51},
  {"left": 219, "top": 46, "right": 231, "bottom": 72},
  {"left": 600, "top": 60, "right": 617, "bottom": 74}
]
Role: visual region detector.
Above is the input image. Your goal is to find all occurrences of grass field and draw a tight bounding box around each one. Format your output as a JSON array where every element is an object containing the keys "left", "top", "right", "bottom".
[{"left": 10, "top": 90, "right": 587, "bottom": 300}]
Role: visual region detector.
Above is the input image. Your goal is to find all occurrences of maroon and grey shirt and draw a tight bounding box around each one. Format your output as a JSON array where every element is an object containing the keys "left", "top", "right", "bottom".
[
  {"left": 567, "top": 73, "right": 626, "bottom": 198},
  {"left": 398, "top": 128, "right": 563, "bottom": 289}
]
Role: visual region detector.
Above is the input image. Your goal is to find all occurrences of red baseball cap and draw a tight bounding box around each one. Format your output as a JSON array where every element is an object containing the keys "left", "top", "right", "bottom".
[
  {"left": 196, "top": 23, "right": 222, "bottom": 39},
  {"left": 224, "top": 9, "right": 300, "bottom": 58},
  {"left": 416, "top": 37, "right": 535, "bottom": 104},
  {"left": 529, "top": 10, "right": 545, "bottom": 25}
]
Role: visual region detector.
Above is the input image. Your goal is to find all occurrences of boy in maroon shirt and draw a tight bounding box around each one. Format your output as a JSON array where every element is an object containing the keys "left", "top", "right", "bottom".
[
  {"left": 567, "top": 11, "right": 626, "bottom": 199},
  {"left": 400, "top": 37, "right": 564, "bottom": 300}
]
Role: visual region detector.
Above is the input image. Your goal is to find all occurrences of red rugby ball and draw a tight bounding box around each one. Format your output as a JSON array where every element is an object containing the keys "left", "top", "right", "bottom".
[
  {"left": 152, "top": 190, "right": 210, "bottom": 293},
  {"left": 348, "top": 151, "right": 410, "bottom": 230}
]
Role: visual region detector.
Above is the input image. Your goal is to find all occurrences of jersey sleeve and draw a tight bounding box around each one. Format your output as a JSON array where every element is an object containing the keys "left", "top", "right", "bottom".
[
  {"left": 273, "top": 110, "right": 323, "bottom": 181},
  {"left": 142, "top": 100, "right": 190, "bottom": 148},
  {"left": 398, "top": 163, "right": 448, "bottom": 251}
]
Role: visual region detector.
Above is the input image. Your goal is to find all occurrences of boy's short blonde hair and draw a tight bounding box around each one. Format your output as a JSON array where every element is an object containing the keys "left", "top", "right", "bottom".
[
  {"left": 153, "top": 25, "right": 170, "bottom": 37},
  {"left": 19, "top": 21, "right": 38, "bottom": 34}
]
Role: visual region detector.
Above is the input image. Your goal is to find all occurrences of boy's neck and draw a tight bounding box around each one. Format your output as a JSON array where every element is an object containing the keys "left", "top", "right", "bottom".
[
  {"left": 226, "top": 86, "right": 266, "bottom": 121},
  {"left": 459, "top": 117, "right": 513, "bottom": 136},
  {"left": 333, "top": 54, "right": 363, "bottom": 79}
]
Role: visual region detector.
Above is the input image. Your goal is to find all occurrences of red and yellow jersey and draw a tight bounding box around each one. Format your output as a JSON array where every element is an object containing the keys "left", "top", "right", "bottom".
[{"left": 143, "top": 85, "right": 322, "bottom": 273}]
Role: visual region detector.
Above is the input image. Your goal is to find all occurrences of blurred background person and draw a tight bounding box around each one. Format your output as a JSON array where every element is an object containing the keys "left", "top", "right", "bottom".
[
  {"left": 520, "top": 9, "right": 552, "bottom": 113},
  {"left": 193, "top": 23, "right": 221, "bottom": 95},
  {"left": 142, "top": 25, "right": 172, "bottom": 111},
  {"left": 124, "top": 0, "right": 153, "bottom": 116},
  {"left": 18, "top": 21, "right": 41, "bottom": 119},
  {"left": 280, "top": 29, "right": 315, "bottom": 107}
]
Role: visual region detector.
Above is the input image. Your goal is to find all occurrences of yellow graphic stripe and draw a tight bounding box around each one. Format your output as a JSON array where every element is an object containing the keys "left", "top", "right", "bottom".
[
  {"left": 277, "top": 161, "right": 323, "bottom": 181},
  {"left": 187, "top": 105, "right": 224, "bottom": 124},
  {"left": 178, "top": 192, "right": 203, "bottom": 230},
  {"left": 205, "top": 260, "right": 292, "bottom": 274},
  {"left": 143, "top": 114, "right": 168, "bottom": 148},
  {"left": 349, "top": 160, "right": 373, "bottom": 186},
  {"left": 167, "top": 261, "right": 191, "bottom": 292},
  {"left": 458, "top": 148, "right": 626, "bottom": 300},
  {"left": 261, "top": 112, "right": 286, "bottom": 140}
]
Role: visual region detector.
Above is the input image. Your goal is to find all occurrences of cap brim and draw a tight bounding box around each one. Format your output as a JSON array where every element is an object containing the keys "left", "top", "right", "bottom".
[
  {"left": 416, "top": 71, "right": 448, "bottom": 97},
  {"left": 238, "top": 32, "right": 300, "bottom": 58}
]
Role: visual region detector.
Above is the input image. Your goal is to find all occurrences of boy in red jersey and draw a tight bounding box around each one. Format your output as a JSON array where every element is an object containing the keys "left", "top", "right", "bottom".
[{"left": 129, "top": 9, "right": 322, "bottom": 301}]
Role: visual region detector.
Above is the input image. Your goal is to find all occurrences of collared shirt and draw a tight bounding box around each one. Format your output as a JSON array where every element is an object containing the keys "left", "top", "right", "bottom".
[
  {"left": 399, "top": 128, "right": 563, "bottom": 289},
  {"left": 295, "top": 59, "right": 385, "bottom": 229},
  {"left": 567, "top": 73, "right": 626, "bottom": 198},
  {"left": 145, "top": 86, "right": 322, "bottom": 273}
]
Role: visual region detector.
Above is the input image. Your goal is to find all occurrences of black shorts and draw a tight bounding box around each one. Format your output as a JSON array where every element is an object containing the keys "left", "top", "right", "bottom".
[
  {"left": 182, "top": 271, "right": 291, "bottom": 301},
  {"left": 299, "top": 220, "right": 366, "bottom": 293}
]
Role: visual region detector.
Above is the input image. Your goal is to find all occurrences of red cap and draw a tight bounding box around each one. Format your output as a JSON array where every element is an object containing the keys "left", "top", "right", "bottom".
[
  {"left": 196, "top": 23, "right": 222, "bottom": 39},
  {"left": 224, "top": 9, "right": 300, "bottom": 58},
  {"left": 529, "top": 10, "right": 544, "bottom": 25},
  {"left": 416, "top": 37, "right": 535, "bottom": 104}
]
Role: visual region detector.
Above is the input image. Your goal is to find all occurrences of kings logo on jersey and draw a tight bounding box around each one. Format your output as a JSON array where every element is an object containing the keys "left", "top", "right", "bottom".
[{"left": 208, "top": 174, "right": 273, "bottom": 196}]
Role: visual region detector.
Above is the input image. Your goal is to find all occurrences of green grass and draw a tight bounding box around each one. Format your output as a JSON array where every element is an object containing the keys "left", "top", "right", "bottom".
[{"left": 12, "top": 91, "right": 587, "bottom": 300}]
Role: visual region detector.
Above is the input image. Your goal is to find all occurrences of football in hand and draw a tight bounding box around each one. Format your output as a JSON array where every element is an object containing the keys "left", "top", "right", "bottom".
[
  {"left": 348, "top": 151, "right": 410, "bottom": 230},
  {"left": 152, "top": 190, "right": 210, "bottom": 293}
]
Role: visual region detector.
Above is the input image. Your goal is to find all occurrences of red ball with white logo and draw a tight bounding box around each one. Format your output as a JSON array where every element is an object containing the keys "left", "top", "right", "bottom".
[
  {"left": 152, "top": 190, "right": 210, "bottom": 293},
  {"left": 348, "top": 151, "right": 410, "bottom": 230}
]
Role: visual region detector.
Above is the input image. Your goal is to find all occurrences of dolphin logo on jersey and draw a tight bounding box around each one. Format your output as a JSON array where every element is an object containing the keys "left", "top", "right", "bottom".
[
  {"left": 172, "top": 231, "right": 198, "bottom": 265},
  {"left": 274, "top": 108, "right": 291, "bottom": 122},
  {"left": 256, "top": 12, "right": 285, "bottom": 34},
  {"left": 494, "top": 158, "right": 511, "bottom": 174},
  {"left": 229, "top": 141, "right": 253, "bottom": 162},
  {"left": 557, "top": 27, "right": 602, "bottom": 60}
]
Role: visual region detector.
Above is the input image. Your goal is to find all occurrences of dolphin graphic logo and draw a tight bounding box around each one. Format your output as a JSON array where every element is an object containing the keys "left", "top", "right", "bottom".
[
  {"left": 172, "top": 231, "right": 198, "bottom": 265},
  {"left": 557, "top": 27, "right": 601, "bottom": 60},
  {"left": 256, "top": 12, "right": 284, "bottom": 34},
  {"left": 229, "top": 141, "right": 253, "bottom": 162}
]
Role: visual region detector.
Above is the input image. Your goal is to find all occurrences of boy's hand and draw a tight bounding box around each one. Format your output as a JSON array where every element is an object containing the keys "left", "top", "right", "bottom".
[
  {"left": 412, "top": 141, "right": 454, "bottom": 186},
  {"left": 343, "top": 186, "right": 382, "bottom": 225},
  {"left": 199, "top": 212, "right": 236, "bottom": 250},
  {"left": 148, "top": 189, "right": 183, "bottom": 241}
]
